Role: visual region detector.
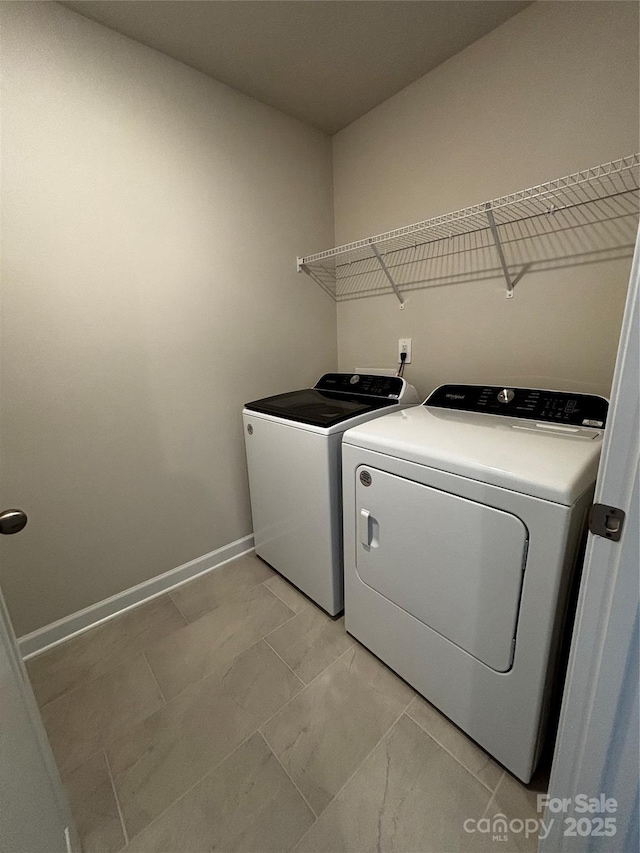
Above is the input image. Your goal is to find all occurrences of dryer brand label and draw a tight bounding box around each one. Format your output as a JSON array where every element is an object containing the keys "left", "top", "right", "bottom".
[{"left": 359, "top": 471, "right": 372, "bottom": 487}]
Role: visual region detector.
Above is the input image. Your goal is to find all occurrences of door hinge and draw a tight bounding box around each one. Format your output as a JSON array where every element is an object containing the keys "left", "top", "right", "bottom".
[{"left": 588, "top": 504, "right": 626, "bottom": 542}]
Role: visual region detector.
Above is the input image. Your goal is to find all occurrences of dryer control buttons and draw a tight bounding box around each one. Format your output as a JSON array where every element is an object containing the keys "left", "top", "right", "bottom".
[{"left": 425, "top": 385, "right": 608, "bottom": 427}]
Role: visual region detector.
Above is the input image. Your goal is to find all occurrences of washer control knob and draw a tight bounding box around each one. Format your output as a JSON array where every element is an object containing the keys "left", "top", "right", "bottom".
[{"left": 497, "top": 388, "right": 515, "bottom": 404}]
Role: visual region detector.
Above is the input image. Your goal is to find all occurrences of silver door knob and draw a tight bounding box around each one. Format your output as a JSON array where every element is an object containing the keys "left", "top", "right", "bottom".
[{"left": 0, "top": 510, "right": 28, "bottom": 535}]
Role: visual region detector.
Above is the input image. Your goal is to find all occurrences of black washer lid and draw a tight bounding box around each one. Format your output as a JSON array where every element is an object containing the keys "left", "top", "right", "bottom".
[{"left": 244, "top": 387, "right": 397, "bottom": 427}]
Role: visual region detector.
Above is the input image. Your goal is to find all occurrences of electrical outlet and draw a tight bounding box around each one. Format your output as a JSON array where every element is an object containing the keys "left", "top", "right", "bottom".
[{"left": 398, "top": 338, "right": 412, "bottom": 364}]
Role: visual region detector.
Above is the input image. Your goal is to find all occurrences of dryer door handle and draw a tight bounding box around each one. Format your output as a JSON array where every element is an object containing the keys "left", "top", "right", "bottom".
[
  {"left": 359, "top": 509, "right": 372, "bottom": 548},
  {"left": 359, "top": 509, "right": 379, "bottom": 549}
]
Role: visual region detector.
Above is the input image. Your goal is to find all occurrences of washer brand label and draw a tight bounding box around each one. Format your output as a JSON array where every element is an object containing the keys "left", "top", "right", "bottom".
[
  {"left": 446, "top": 393, "right": 466, "bottom": 400},
  {"left": 359, "top": 471, "right": 372, "bottom": 487},
  {"left": 582, "top": 419, "right": 603, "bottom": 427}
]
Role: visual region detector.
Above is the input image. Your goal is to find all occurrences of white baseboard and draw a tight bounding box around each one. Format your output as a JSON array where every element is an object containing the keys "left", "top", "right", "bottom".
[{"left": 19, "top": 534, "right": 255, "bottom": 660}]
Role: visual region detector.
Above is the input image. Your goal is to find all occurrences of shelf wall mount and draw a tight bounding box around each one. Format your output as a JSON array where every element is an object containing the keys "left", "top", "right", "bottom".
[
  {"left": 370, "top": 243, "right": 405, "bottom": 308},
  {"left": 296, "top": 154, "right": 640, "bottom": 306},
  {"left": 484, "top": 202, "right": 514, "bottom": 298}
]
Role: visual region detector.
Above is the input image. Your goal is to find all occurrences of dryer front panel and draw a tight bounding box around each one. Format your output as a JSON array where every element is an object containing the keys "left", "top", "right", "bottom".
[{"left": 355, "top": 466, "right": 528, "bottom": 672}]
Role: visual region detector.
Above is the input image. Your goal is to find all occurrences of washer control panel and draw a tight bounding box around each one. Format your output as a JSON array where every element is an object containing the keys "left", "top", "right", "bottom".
[
  {"left": 316, "top": 373, "right": 404, "bottom": 399},
  {"left": 426, "top": 384, "right": 608, "bottom": 428}
]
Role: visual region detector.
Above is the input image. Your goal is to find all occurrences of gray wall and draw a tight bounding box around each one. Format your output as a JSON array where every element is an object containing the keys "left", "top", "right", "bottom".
[
  {"left": 333, "top": 1, "right": 639, "bottom": 399},
  {"left": 2, "top": 1, "right": 638, "bottom": 638},
  {"left": 0, "top": 2, "right": 337, "bottom": 636}
]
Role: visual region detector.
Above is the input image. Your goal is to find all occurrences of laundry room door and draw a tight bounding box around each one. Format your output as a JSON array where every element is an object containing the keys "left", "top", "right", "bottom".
[
  {"left": 355, "top": 468, "right": 528, "bottom": 672},
  {"left": 0, "top": 574, "right": 76, "bottom": 853},
  {"left": 540, "top": 229, "right": 639, "bottom": 853}
]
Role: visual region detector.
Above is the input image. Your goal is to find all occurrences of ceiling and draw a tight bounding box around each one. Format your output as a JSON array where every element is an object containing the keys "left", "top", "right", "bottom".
[{"left": 61, "top": 1, "right": 530, "bottom": 134}]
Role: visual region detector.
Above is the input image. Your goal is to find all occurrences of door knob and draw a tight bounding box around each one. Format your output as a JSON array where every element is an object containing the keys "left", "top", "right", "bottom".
[{"left": 0, "top": 509, "right": 28, "bottom": 535}]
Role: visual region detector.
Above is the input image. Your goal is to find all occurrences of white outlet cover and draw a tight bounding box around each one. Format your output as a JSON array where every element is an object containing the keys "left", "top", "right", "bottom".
[{"left": 398, "top": 338, "right": 412, "bottom": 363}]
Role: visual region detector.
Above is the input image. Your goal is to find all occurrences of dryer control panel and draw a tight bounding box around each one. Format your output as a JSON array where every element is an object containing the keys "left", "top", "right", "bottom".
[{"left": 425, "top": 385, "right": 608, "bottom": 428}]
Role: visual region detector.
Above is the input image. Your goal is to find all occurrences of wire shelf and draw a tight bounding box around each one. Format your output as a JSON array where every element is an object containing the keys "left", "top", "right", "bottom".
[{"left": 297, "top": 154, "right": 640, "bottom": 303}]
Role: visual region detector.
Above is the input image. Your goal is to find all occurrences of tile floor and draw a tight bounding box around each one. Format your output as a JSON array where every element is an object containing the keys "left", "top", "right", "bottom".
[{"left": 27, "top": 553, "right": 548, "bottom": 853}]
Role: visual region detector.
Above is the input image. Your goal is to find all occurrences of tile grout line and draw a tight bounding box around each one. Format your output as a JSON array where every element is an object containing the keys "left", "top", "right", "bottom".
[
  {"left": 260, "top": 581, "right": 299, "bottom": 626},
  {"left": 131, "top": 583, "right": 298, "bottom": 710},
  {"left": 33, "top": 610, "right": 189, "bottom": 714},
  {"left": 256, "top": 644, "right": 357, "bottom": 737},
  {"left": 261, "top": 602, "right": 355, "bottom": 674},
  {"left": 141, "top": 650, "right": 167, "bottom": 706},
  {"left": 404, "top": 702, "right": 502, "bottom": 795},
  {"left": 171, "top": 573, "right": 281, "bottom": 624},
  {"left": 120, "top": 722, "right": 303, "bottom": 847},
  {"left": 121, "top": 735, "right": 265, "bottom": 846},
  {"left": 154, "top": 586, "right": 347, "bottom": 721},
  {"left": 37, "top": 574, "right": 293, "bottom": 715},
  {"left": 100, "top": 629, "right": 345, "bottom": 846},
  {"left": 61, "top": 743, "right": 114, "bottom": 785},
  {"left": 101, "top": 583, "right": 298, "bottom": 717},
  {"left": 482, "top": 771, "right": 507, "bottom": 818},
  {"left": 36, "top": 569, "right": 328, "bottom": 833},
  {"left": 256, "top": 643, "right": 358, "bottom": 734},
  {"left": 166, "top": 592, "right": 189, "bottom": 625},
  {"left": 290, "top": 694, "right": 416, "bottom": 851},
  {"left": 35, "top": 647, "right": 165, "bottom": 719},
  {"left": 52, "top": 604, "right": 423, "bottom": 847},
  {"left": 43, "top": 569, "right": 427, "bottom": 841},
  {"left": 261, "top": 577, "right": 297, "bottom": 610},
  {"left": 96, "top": 638, "right": 288, "bottom": 800},
  {"left": 50, "top": 655, "right": 171, "bottom": 793},
  {"left": 262, "top": 576, "right": 313, "bottom": 614},
  {"left": 258, "top": 730, "right": 319, "bottom": 821},
  {"left": 104, "top": 750, "right": 130, "bottom": 849},
  {"left": 262, "top": 637, "right": 306, "bottom": 688},
  {"left": 25, "top": 591, "right": 192, "bottom": 664},
  {"left": 121, "top": 629, "right": 293, "bottom": 759}
]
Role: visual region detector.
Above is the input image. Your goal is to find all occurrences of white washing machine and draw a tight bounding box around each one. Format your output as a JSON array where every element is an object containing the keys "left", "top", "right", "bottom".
[
  {"left": 342, "top": 384, "right": 608, "bottom": 782},
  {"left": 243, "top": 374, "right": 419, "bottom": 614}
]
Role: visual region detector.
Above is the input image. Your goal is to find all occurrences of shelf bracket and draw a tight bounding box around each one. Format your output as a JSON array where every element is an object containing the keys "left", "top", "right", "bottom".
[
  {"left": 371, "top": 244, "right": 405, "bottom": 308},
  {"left": 485, "top": 202, "right": 514, "bottom": 298},
  {"left": 297, "top": 259, "right": 336, "bottom": 301}
]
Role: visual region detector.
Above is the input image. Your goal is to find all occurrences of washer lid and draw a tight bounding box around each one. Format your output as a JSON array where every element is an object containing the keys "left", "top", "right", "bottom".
[
  {"left": 244, "top": 388, "right": 399, "bottom": 428},
  {"left": 244, "top": 373, "right": 416, "bottom": 428},
  {"left": 343, "top": 405, "right": 604, "bottom": 505}
]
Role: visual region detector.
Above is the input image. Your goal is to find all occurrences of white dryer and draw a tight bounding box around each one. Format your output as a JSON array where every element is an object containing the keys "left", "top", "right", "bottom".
[
  {"left": 243, "top": 374, "right": 418, "bottom": 615},
  {"left": 342, "top": 384, "right": 608, "bottom": 782}
]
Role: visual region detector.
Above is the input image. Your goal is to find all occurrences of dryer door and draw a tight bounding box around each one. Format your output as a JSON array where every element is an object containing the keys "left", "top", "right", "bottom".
[{"left": 355, "top": 467, "right": 528, "bottom": 672}]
